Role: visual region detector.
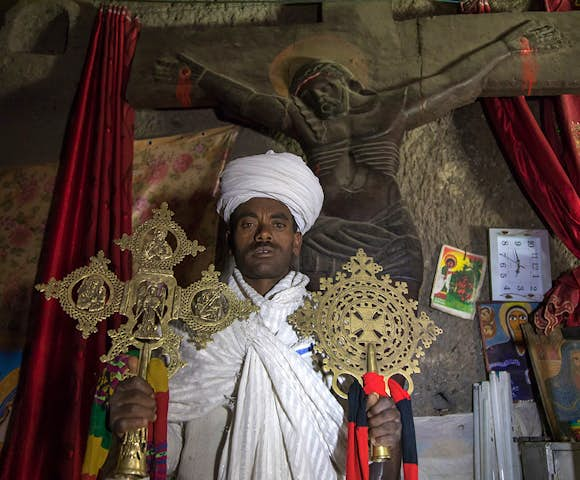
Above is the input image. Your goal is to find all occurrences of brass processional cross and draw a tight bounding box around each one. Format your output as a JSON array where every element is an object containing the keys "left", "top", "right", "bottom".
[
  {"left": 36, "top": 203, "right": 256, "bottom": 479},
  {"left": 289, "top": 249, "right": 442, "bottom": 461}
]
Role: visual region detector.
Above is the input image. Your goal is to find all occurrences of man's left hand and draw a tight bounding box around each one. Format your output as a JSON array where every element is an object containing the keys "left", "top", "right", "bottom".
[{"left": 366, "top": 392, "right": 402, "bottom": 449}]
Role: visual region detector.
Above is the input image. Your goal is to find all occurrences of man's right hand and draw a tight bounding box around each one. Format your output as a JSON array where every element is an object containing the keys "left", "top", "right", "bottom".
[{"left": 108, "top": 356, "right": 157, "bottom": 436}]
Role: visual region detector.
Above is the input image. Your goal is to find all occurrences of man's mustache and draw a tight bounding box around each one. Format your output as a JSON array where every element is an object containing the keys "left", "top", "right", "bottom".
[{"left": 244, "top": 241, "right": 277, "bottom": 253}]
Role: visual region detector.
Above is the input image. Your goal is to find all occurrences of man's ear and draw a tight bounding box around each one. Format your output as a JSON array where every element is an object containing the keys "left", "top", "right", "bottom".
[{"left": 292, "top": 232, "right": 303, "bottom": 257}]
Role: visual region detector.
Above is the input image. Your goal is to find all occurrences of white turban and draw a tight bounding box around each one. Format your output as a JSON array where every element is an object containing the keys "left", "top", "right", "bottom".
[{"left": 217, "top": 150, "right": 324, "bottom": 233}]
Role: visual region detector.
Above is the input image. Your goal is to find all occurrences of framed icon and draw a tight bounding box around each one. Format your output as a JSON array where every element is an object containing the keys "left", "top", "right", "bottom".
[
  {"left": 477, "top": 302, "right": 539, "bottom": 401},
  {"left": 431, "top": 244, "right": 486, "bottom": 320},
  {"left": 523, "top": 324, "right": 580, "bottom": 441}
]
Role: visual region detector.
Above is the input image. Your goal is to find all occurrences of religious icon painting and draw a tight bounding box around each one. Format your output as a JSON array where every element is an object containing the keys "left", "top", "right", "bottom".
[
  {"left": 430, "top": 245, "right": 486, "bottom": 320},
  {"left": 0, "top": 350, "right": 22, "bottom": 452},
  {"left": 477, "top": 302, "right": 539, "bottom": 401},
  {"left": 523, "top": 325, "right": 580, "bottom": 441}
]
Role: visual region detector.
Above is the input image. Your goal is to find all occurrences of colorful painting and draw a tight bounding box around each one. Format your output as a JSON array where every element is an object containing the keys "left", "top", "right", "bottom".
[
  {"left": 477, "top": 302, "right": 538, "bottom": 401},
  {"left": 0, "top": 351, "right": 22, "bottom": 452},
  {"left": 523, "top": 325, "right": 580, "bottom": 441},
  {"left": 430, "top": 245, "right": 486, "bottom": 319}
]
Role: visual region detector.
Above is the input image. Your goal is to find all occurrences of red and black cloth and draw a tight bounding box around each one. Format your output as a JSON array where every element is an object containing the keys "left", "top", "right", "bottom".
[
  {"left": 385, "top": 377, "right": 418, "bottom": 480},
  {"left": 347, "top": 381, "right": 370, "bottom": 480},
  {"left": 346, "top": 374, "right": 418, "bottom": 480}
]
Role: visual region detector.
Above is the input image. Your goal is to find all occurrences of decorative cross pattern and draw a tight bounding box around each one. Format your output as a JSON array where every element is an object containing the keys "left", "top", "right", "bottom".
[
  {"left": 36, "top": 202, "right": 257, "bottom": 377},
  {"left": 289, "top": 249, "right": 442, "bottom": 398}
]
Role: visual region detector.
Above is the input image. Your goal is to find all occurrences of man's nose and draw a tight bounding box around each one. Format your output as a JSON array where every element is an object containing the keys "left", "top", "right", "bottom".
[{"left": 255, "top": 224, "right": 273, "bottom": 241}]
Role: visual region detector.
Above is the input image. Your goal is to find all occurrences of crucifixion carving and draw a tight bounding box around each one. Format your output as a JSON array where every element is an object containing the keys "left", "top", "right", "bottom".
[{"left": 127, "top": 2, "right": 579, "bottom": 297}]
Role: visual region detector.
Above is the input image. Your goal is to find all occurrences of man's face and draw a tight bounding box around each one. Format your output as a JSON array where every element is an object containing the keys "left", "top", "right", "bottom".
[
  {"left": 230, "top": 198, "right": 302, "bottom": 291},
  {"left": 298, "top": 76, "right": 349, "bottom": 119}
]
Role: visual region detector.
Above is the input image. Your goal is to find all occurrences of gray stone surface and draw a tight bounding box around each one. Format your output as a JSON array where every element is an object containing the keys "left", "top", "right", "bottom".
[{"left": 0, "top": 1, "right": 93, "bottom": 166}]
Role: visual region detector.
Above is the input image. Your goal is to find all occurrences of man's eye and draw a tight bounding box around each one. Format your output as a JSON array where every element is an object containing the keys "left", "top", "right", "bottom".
[
  {"left": 241, "top": 222, "right": 254, "bottom": 229},
  {"left": 273, "top": 222, "right": 286, "bottom": 229}
]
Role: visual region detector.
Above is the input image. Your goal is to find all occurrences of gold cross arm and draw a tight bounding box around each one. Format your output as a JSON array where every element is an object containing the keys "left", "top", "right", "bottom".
[{"left": 35, "top": 202, "right": 257, "bottom": 377}]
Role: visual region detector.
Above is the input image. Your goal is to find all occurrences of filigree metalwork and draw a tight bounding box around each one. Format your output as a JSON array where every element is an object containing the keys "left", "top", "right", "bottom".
[
  {"left": 35, "top": 202, "right": 257, "bottom": 479},
  {"left": 36, "top": 202, "right": 256, "bottom": 375},
  {"left": 179, "top": 265, "right": 257, "bottom": 349},
  {"left": 36, "top": 251, "right": 124, "bottom": 339},
  {"left": 115, "top": 202, "right": 206, "bottom": 272},
  {"left": 289, "top": 249, "right": 442, "bottom": 398}
]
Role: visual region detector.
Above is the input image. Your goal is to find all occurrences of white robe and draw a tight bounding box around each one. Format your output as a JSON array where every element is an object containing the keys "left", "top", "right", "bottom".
[{"left": 167, "top": 270, "right": 346, "bottom": 479}]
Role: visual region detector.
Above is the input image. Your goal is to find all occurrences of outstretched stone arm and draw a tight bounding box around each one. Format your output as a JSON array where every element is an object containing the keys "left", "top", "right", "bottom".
[
  {"left": 176, "top": 54, "right": 291, "bottom": 132},
  {"left": 403, "top": 21, "right": 561, "bottom": 130}
]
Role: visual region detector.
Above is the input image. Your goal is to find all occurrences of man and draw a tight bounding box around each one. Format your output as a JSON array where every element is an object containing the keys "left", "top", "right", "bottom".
[{"left": 109, "top": 151, "right": 402, "bottom": 479}]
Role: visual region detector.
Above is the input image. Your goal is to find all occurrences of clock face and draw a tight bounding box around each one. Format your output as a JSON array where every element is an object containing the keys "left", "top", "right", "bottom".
[{"left": 489, "top": 229, "right": 551, "bottom": 302}]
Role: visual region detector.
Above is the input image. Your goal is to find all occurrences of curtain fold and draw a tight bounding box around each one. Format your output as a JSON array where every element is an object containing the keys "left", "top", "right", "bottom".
[
  {"left": 541, "top": 95, "right": 580, "bottom": 192},
  {"left": 0, "top": 7, "right": 139, "bottom": 479},
  {"left": 480, "top": 0, "right": 580, "bottom": 258},
  {"left": 482, "top": 97, "right": 580, "bottom": 257}
]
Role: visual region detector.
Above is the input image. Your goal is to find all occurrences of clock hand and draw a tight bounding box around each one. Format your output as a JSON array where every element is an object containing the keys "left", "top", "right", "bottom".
[
  {"left": 499, "top": 252, "right": 517, "bottom": 264},
  {"left": 514, "top": 249, "right": 528, "bottom": 273}
]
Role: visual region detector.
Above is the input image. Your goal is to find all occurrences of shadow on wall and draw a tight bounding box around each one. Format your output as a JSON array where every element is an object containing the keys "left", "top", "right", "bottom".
[{"left": 0, "top": 1, "right": 96, "bottom": 167}]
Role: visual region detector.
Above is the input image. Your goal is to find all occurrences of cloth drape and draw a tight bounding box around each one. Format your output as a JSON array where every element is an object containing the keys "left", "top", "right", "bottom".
[
  {"left": 534, "top": 265, "right": 580, "bottom": 334},
  {"left": 387, "top": 378, "right": 418, "bottom": 480},
  {"left": 0, "top": 7, "right": 139, "bottom": 479},
  {"left": 346, "top": 381, "right": 369, "bottom": 480},
  {"left": 359, "top": 373, "right": 418, "bottom": 480},
  {"left": 480, "top": 0, "right": 580, "bottom": 258},
  {"left": 168, "top": 269, "right": 346, "bottom": 479},
  {"left": 482, "top": 97, "right": 580, "bottom": 257}
]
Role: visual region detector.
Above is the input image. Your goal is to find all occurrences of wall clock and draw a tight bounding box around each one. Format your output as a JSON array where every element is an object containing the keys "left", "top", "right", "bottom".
[{"left": 489, "top": 228, "right": 551, "bottom": 302}]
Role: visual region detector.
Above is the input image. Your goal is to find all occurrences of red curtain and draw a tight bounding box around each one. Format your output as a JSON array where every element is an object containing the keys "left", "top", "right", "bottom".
[
  {"left": 482, "top": 97, "right": 580, "bottom": 257},
  {"left": 481, "top": 0, "right": 580, "bottom": 258},
  {"left": 0, "top": 7, "right": 139, "bottom": 479}
]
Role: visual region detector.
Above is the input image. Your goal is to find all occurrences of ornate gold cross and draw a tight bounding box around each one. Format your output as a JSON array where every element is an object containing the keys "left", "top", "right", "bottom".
[
  {"left": 290, "top": 249, "right": 442, "bottom": 398},
  {"left": 36, "top": 202, "right": 256, "bottom": 478},
  {"left": 289, "top": 249, "right": 442, "bottom": 461}
]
